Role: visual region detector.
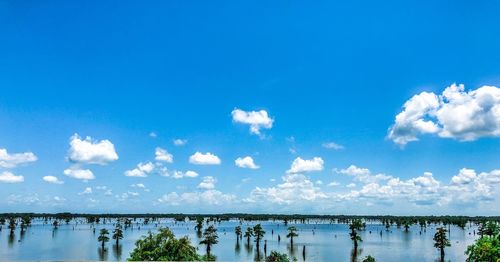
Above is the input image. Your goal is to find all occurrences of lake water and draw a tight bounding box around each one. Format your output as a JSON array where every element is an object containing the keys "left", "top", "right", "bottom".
[{"left": 0, "top": 218, "right": 478, "bottom": 261}]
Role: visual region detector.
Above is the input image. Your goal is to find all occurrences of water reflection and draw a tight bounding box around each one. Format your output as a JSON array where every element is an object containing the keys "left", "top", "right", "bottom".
[
  {"left": 235, "top": 241, "right": 241, "bottom": 254},
  {"left": 8, "top": 232, "right": 15, "bottom": 247},
  {"left": 112, "top": 244, "right": 122, "bottom": 260},
  {"left": 350, "top": 247, "right": 363, "bottom": 262},
  {"left": 98, "top": 247, "right": 108, "bottom": 261}
]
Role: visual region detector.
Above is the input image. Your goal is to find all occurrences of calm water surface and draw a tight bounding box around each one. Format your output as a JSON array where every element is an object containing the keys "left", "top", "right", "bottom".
[{"left": 0, "top": 218, "right": 478, "bottom": 261}]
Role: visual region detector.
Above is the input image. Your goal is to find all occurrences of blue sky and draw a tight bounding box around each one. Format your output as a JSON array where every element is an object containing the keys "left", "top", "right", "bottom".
[{"left": 0, "top": 0, "right": 499, "bottom": 215}]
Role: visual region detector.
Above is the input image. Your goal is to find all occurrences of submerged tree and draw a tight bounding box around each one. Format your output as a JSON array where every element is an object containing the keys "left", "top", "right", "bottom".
[
  {"left": 235, "top": 226, "right": 242, "bottom": 242},
  {"left": 362, "top": 255, "right": 376, "bottom": 262},
  {"left": 98, "top": 228, "right": 110, "bottom": 249},
  {"left": 200, "top": 225, "right": 218, "bottom": 260},
  {"left": 349, "top": 219, "right": 364, "bottom": 250},
  {"left": 253, "top": 224, "right": 266, "bottom": 251},
  {"left": 112, "top": 224, "right": 124, "bottom": 245},
  {"left": 8, "top": 217, "right": 17, "bottom": 234},
  {"left": 195, "top": 217, "right": 204, "bottom": 235},
  {"left": 433, "top": 227, "right": 450, "bottom": 262},
  {"left": 128, "top": 227, "right": 202, "bottom": 261},
  {"left": 286, "top": 226, "right": 299, "bottom": 246},
  {"left": 244, "top": 227, "right": 254, "bottom": 246}
]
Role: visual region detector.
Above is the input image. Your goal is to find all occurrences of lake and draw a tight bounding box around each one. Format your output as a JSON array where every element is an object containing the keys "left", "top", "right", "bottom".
[{"left": 0, "top": 218, "right": 478, "bottom": 261}]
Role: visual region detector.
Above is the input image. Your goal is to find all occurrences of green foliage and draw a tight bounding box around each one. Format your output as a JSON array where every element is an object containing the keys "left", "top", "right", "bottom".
[
  {"left": 466, "top": 222, "right": 500, "bottom": 262},
  {"left": 287, "top": 226, "right": 299, "bottom": 244},
  {"left": 98, "top": 228, "right": 110, "bottom": 247},
  {"left": 235, "top": 226, "right": 242, "bottom": 238},
  {"left": 349, "top": 219, "right": 364, "bottom": 247},
  {"left": 266, "top": 251, "right": 295, "bottom": 262},
  {"left": 195, "top": 217, "right": 204, "bottom": 233},
  {"left": 112, "top": 224, "right": 124, "bottom": 244},
  {"left": 253, "top": 224, "right": 266, "bottom": 247},
  {"left": 200, "top": 225, "right": 218, "bottom": 257},
  {"left": 128, "top": 227, "right": 202, "bottom": 261},
  {"left": 433, "top": 227, "right": 451, "bottom": 250},
  {"left": 362, "top": 255, "right": 376, "bottom": 262}
]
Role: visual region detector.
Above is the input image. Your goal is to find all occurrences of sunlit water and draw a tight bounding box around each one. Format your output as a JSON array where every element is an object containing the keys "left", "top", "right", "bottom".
[{"left": 0, "top": 218, "right": 478, "bottom": 261}]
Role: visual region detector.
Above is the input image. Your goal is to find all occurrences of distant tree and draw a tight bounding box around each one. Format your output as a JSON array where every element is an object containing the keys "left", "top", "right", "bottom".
[
  {"left": 112, "top": 224, "right": 124, "bottom": 245},
  {"left": 235, "top": 226, "right": 242, "bottom": 243},
  {"left": 253, "top": 224, "right": 266, "bottom": 251},
  {"left": 200, "top": 225, "right": 218, "bottom": 260},
  {"left": 287, "top": 226, "right": 299, "bottom": 246},
  {"left": 433, "top": 227, "right": 450, "bottom": 262},
  {"left": 98, "top": 228, "right": 110, "bottom": 249},
  {"left": 128, "top": 227, "right": 202, "bottom": 261},
  {"left": 266, "top": 250, "right": 295, "bottom": 262},
  {"left": 8, "top": 218, "right": 16, "bottom": 234},
  {"left": 403, "top": 221, "right": 410, "bottom": 232},
  {"left": 244, "top": 227, "right": 254, "bottom": 245}
]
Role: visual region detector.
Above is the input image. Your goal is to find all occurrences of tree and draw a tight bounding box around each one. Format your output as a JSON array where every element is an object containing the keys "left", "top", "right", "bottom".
[
  {"left": 433, "top": 227, "right": 450, "bottom": 262},
  {"left": 266, "top": 250, "right": 295, "bottom": 262},
  {"left": 112, "top": 224, "right": 124, "bottom": 245},
  {"left": 200, "top": 225, "right": 218, "bottom": 260},
  {"left": 244, "top": 227, "right": 254, "bottom": 245},
  {"left": 195, "top": 217, "right": 204, "bottom": 234},
  {"left": 349, "top": 219, "right": 364, "bottom": 250},
  {"left": 53, "top": 220, "right": 59, "bottom": 229},
  {"left": 235, "top": 226, "right": 242, "bottom": 241},
  {"left": 253, "top": 224, "right": 266, "bottom": 251},
  {"left": 465, "top": 235, "right": 500, "bottom": 261},
  {"left": 8, "top": 217, "right": 16, "bottom": 234},
  {"left": 362, "top": 255, "right": 376, "bottom": 262},
  {"left": 98, "top": 228, "right": 110, "bottom": 249},
  {"left": 128, "top": 227, "right": 202, "bottom": 261},
  {"left": 286, "top": 226, "right": 299, "bottom": 246}
]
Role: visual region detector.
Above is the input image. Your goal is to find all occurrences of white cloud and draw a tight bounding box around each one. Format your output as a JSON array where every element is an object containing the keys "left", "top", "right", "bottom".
[
  {"left": 0, "top": 171, "right": 24, "bottom": 183},
  {"left": 124, "top": 162, "right": 155, "bottom": 177},
  {"left": 171, "top": 170, "right": 199, "bottom": 179},
  {"left": 198, "top": 176, "right": 216, "bottom": 190},
  {"left": 68, "top": 134, "right": 118, "bottom": 165},
  {"left": 43, "top": 176, "right": 64, "bottom": 184},
  {"left": 155, "top": 147, "right": 173, "bottom": 163},
  {"left": 79, "top": 187, "right": 92, "bottom": 195},
  {"left": 388, "top": 84, "right": 500, "bottom": 146},
  {"left": 287, "top": 157, "right": 324, "bottom": 174},
  {"left": 64, "top": 168, "right": 95, "bottom": 181},
  {"left": 337, "top": 165, "right": 391, "bottom": 184},
  {"left": 346, "top": 183, "right": 356, "bottom": 188},
  {"left": 158, "top": 190, "right": 236, "bottom": 206},
  {"left": 322, "top": 142, "right": 344, "bottom": 150},
  {"left": 149, "top": 132, "right": 157, "bottom": 138},
  {"left": 189, "top": 152, "right": 221, "bottom": 165},
  {"left": 131, "top": 183, "right": 146, "bottom": 188},
  {"left": 245, "top": 173, "right": 327, "bottom": 204},
  {"left": 231, "top": 108, "right": 274, "bottom": 136},
  {"left": 235, "top": 156, "right": 260, "bottom": 169},
  {"left": 173, "top": 139, "right": 187, "bottom": 146},
  {"left": 327, "top": 181, "right": 340, "bottom": 187},
  {"left": 0, "top": 148, "right": 37, "bottom": 168}
]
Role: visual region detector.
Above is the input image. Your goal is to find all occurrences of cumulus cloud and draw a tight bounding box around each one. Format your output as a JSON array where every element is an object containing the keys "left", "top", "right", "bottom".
[
  {"left": 124, "top": 162, "right": 155, "bottom": 177},
  {"left": 198, "top": 176, "right": 216, "bottom": 190},
  {"left": 43, "top": 176, "right": 64, "bottom": 184},
  {"left": 337, "top": 165, "right": 391, "bottom": 184},
  {"left": 79, "top": 187, "right": 93, "bottom": 195},
  {"left": 64, "top": 168, "right": 95, "bottom": 180},
  {"left": 245, "top": 173, "right": 327, "bottom": 204},
  {"left": 173, "top": 139, "right": 187, "bottom": 146},
  {"left": 388, "top": 84, "right": 500, "bottom": 146},
  {"left": 158, "top": 190, "right": 236, "bottom": 206},
  {"left": 0, "top": 148, "right": 37, "bottom": 168},
  {"left": 232, "top": 108, "right": 274, "bottom": 136},
  {"left": 68, "top": 134, "right": 119, "bottom": 164},
  {"left": 322, "top": 142, "right": 344, "bottom": 150},
  {"left": 287, "top": 157, "right": 324, "bottom": 174},
  {"left": 189, "top": 152, "right": 221, "bottom": 165},
  {"left": 171, "top": 170, "right": 199, "bottom": 179},
  {"left": 0, "top": 171, "right": 24, "bottom": 183},
  {"left": 155, "top": 147, "right": 173, "bottom": 163},
  {"left": 235, "top": 156, "right": 260, "bottom": 169}
]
